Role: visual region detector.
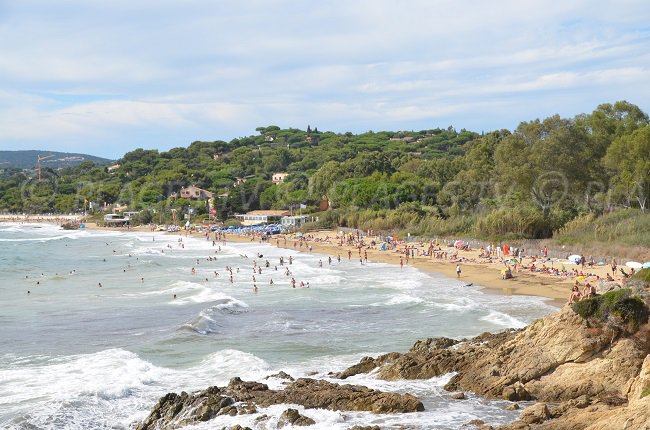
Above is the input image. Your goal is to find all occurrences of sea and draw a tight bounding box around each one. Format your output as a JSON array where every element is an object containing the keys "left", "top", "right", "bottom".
[{"left": 0, "top": 223, "right": 558, "bottom": 429}]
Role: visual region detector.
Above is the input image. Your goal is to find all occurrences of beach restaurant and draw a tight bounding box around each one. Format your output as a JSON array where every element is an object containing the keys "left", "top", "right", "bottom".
[{"left": 235, "top": 210, "right": 290, "bottom": 226}]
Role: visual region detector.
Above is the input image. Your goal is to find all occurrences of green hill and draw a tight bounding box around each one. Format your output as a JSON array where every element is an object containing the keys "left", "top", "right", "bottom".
[{"left": 0, "top": 150, "right": 113, "bottom": 170}]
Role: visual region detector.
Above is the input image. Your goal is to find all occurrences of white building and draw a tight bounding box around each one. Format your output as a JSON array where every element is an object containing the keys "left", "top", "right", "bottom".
[
  {"left": 272, "top": 172, "right": 289, "bottom": 184},
  {"left": 235, "top": 210, "right": 290, "bottom": 226}
]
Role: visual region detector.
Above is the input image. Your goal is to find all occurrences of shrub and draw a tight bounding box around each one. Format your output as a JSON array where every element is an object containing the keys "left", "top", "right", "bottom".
[
  {"left": 612, "top": 297, "right": 648, "bottom": 331},
  {"left": 572, "top": 289, "right": 649, "bottom": 332},
  {"left": 632, "top": 269, "right": 650, "bottom": 285},
  {"left": 222, "top": 218, "right": 242, "bottom": 228}
]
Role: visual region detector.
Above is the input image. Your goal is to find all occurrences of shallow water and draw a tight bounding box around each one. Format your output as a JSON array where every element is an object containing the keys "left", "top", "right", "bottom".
[{"left": 0, "top": 223, "right": 557, "bottom": 429}]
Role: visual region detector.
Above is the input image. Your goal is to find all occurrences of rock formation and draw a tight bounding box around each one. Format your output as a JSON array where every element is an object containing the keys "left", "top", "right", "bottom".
[
  {"left": 136, "top": 283, "right": 650, "bottom": 430},
  {"left": 337, "top": 305, "right": 650, "bottom": 429},
  {"left": 136, "top": 376, "right": 423, "bottom": 430}
]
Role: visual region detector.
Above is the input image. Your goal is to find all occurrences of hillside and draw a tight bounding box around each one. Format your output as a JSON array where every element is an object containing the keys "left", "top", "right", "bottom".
[
  {"left": 0, "top": 100, "right": 648, "bottom": 247},
  {"left": 0, "top": 150, "right": 113, "bottom": 170}
]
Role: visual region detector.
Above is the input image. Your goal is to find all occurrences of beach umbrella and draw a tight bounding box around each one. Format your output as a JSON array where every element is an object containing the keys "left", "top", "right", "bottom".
[
  {"left": 642, "top": 262, "right": 650, "bottom": 269},
  {"left": 626, "top": 261, "right": 643, "bottom": 269},
  {"left": 454, "top": 240, "right": 464, "bottom": 247},
  {"left": 568, "top": 254, "right": 581, "bottom": 263},
  {"left": 509, "top": 258, "right": 519, "bottom": 264}
]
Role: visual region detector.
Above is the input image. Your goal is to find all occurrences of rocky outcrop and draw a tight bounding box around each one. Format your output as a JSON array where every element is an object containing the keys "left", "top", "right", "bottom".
[
  {"left": 338, "top": 306, "right": 650, "bottom": 429},
  {"left": 137, "top": 376, "right": 423, "bottom": 430},
  {"left": 135, "top": 386, "right": 258, "bottom": 430},
  {"left": 277, "top": 408, "right": 315, "bottom": 427},
  {"left": 225, "top": 377, "right": 424, "bottom": 413}
]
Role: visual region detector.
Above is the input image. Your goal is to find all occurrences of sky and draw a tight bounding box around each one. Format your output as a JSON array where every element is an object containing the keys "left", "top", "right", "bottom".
[{"left": 1, "top": 0, "right": 649, "bottom": 159}]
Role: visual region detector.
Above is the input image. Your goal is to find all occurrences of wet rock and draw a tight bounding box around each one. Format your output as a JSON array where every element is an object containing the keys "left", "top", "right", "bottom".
[
  {"left": 335, "top": 352, "right": 401, "bottom": 379},
  {"left": 504, "top": 403, "right": 519, "bottom": 411},
  {"left": 450, "top": 392, "right": 466, "bottom": 400},
  {"left": 266, "top": 371, "right": 295, "bottom": 381},
  {"left": 227, "top": 377, "right": 425, "bottom": 413},
  {"left": 135, "top": 387, "right": 234, "bottom": 430},
  {"left": 277, "top": 408, "right": 315, "bottom": 427},
  {"left": 138, "top": 377, "right": 423, "bottom": 429}
]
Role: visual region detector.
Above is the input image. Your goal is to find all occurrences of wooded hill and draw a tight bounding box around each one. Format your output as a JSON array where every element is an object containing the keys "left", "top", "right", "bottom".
[
  {"left": 0, "top": 150, "right": 112, "bottom": 170},
  {"left": 1, "top": 101, "right": 648, "bottom": 243}
]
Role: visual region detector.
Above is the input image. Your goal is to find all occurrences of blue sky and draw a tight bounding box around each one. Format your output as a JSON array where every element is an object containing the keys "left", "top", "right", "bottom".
[{"left": 1, "top": 0, "right": 649, "bottom": 159}]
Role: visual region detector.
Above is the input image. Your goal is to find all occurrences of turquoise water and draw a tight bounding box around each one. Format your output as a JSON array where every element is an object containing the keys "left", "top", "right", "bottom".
[{"left": 0, "top": 223, "right": 557, "bottom": 429}]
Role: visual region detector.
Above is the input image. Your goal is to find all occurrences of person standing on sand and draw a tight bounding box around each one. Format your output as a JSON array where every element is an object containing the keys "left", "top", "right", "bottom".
[{"left": 456, "top": 264, "right": 461, "bottom": 278}]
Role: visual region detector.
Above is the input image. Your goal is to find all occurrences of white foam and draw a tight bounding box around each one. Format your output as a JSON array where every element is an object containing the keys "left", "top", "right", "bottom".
[
  {"left": 385, "top": 294, "right": 426, "bottom": 306},
  {"left": 480, "top": 310, "right": 527, "bottom": 328},
  {"left": 431, "top": 297, "right": 479, "bottom": 312},
  {"left": 0, "top": 348, "right": 271, "bottom": 429}
]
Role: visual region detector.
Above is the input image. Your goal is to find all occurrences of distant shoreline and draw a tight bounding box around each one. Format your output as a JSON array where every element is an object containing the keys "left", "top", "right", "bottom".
[
  {"left": 0, "top": 214, "right": 86, "bottom": 223},
  {"left": 2, "top": 217, "right": 612, "bottom": 307}
]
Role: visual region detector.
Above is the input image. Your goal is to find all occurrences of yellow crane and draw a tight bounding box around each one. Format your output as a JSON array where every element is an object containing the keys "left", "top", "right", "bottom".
[{"left": 36, "top": 154, "right": 54, "bottom": 180}]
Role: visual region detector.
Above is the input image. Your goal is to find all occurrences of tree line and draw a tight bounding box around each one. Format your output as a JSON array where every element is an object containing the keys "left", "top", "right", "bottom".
[{"left": 0, "top": 101, "right": 648, "bottom": 240}]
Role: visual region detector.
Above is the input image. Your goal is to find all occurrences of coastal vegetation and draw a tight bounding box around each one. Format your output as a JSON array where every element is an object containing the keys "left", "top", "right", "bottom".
[
  {"left": 1, "top": 101, "right": 649, "bottom": 245},
  {"left": 571, "top": 288, "right": 648, "bottom": 332}
]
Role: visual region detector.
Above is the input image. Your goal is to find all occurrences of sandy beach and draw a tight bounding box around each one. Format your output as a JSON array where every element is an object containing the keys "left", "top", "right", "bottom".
[
  {"left": 4, "top": 215, "right": 629, "bottom": 307},
  {"left": 221, "top": 231, "right": 585, "bottom": 307}
]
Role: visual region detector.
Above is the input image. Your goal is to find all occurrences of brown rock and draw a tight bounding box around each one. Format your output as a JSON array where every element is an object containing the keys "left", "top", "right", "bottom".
[
  {"left": 519, "top": 403, "right": 550, "bottom": 424},
  {"left": 266, "top": 371, "right": 295, "bottom": 381},
  {"left": 278, "top": 408, "right": 315, "bottom": 427},
  {"left": 409, "top": 337, "right": 458, "bottom": 354},
  {"left": 450, "top": 392, "right": 466, "bottom": 400},
  {"left": 348, "top": 426, "right": 381, "bottom": 430},
  {"left": 137, "top": 377, "right": 424, "bottom": 429}
]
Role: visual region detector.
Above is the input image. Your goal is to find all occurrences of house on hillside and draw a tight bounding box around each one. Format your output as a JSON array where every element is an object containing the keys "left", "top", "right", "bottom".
[
  {"left": 235, "top": 210, "right": 290, "bottom": 226},
  {"left": 180, "top": 185, "right": 213, "bottom": 200},
  {"left": 272, "top": 172, "right": 289, "bottom": 184},
  {"left": 234, "top": 175, "right": 255, "bottom": 187}
]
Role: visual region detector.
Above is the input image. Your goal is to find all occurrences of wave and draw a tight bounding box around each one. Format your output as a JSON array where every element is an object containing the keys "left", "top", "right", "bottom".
[
  {"left": 0, "top": 234, "right": 81, "bottom": 242},
  {"left": 181, "top": 297, "right": 249, "bottom": 334},
  {"left": 385, "top": 294, "right": 425, "bottom": 306},
  {"left": 480, "top": 310, "right": 527, "bottom": 328},
  {"left": 1, "top": 348, "right": 270, "bottom": 430}
]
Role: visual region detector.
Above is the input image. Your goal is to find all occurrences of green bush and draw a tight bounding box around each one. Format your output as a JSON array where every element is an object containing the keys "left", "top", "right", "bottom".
[
  {"left": 555, "top": 209, "right": 650, "bottom": 247},
  {"left": 572, "top": 289, "right": 648, "bottom": 332},
  {"left": 632, "top": 269, "right": 650, "bottom": 285},
  {"left": 612, "top": 297, "right": 648, "bottom": 331},
  {"left": 572, "top": 296, "right": 602, "bottom": 319},
  {"left": 222, "top": 218, "right": 242, "bottom": 228}
]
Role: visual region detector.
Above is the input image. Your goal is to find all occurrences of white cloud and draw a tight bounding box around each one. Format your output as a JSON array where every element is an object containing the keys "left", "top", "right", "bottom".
[{"left": 0, "top": 0, "right": 649, "bottom": 157}]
